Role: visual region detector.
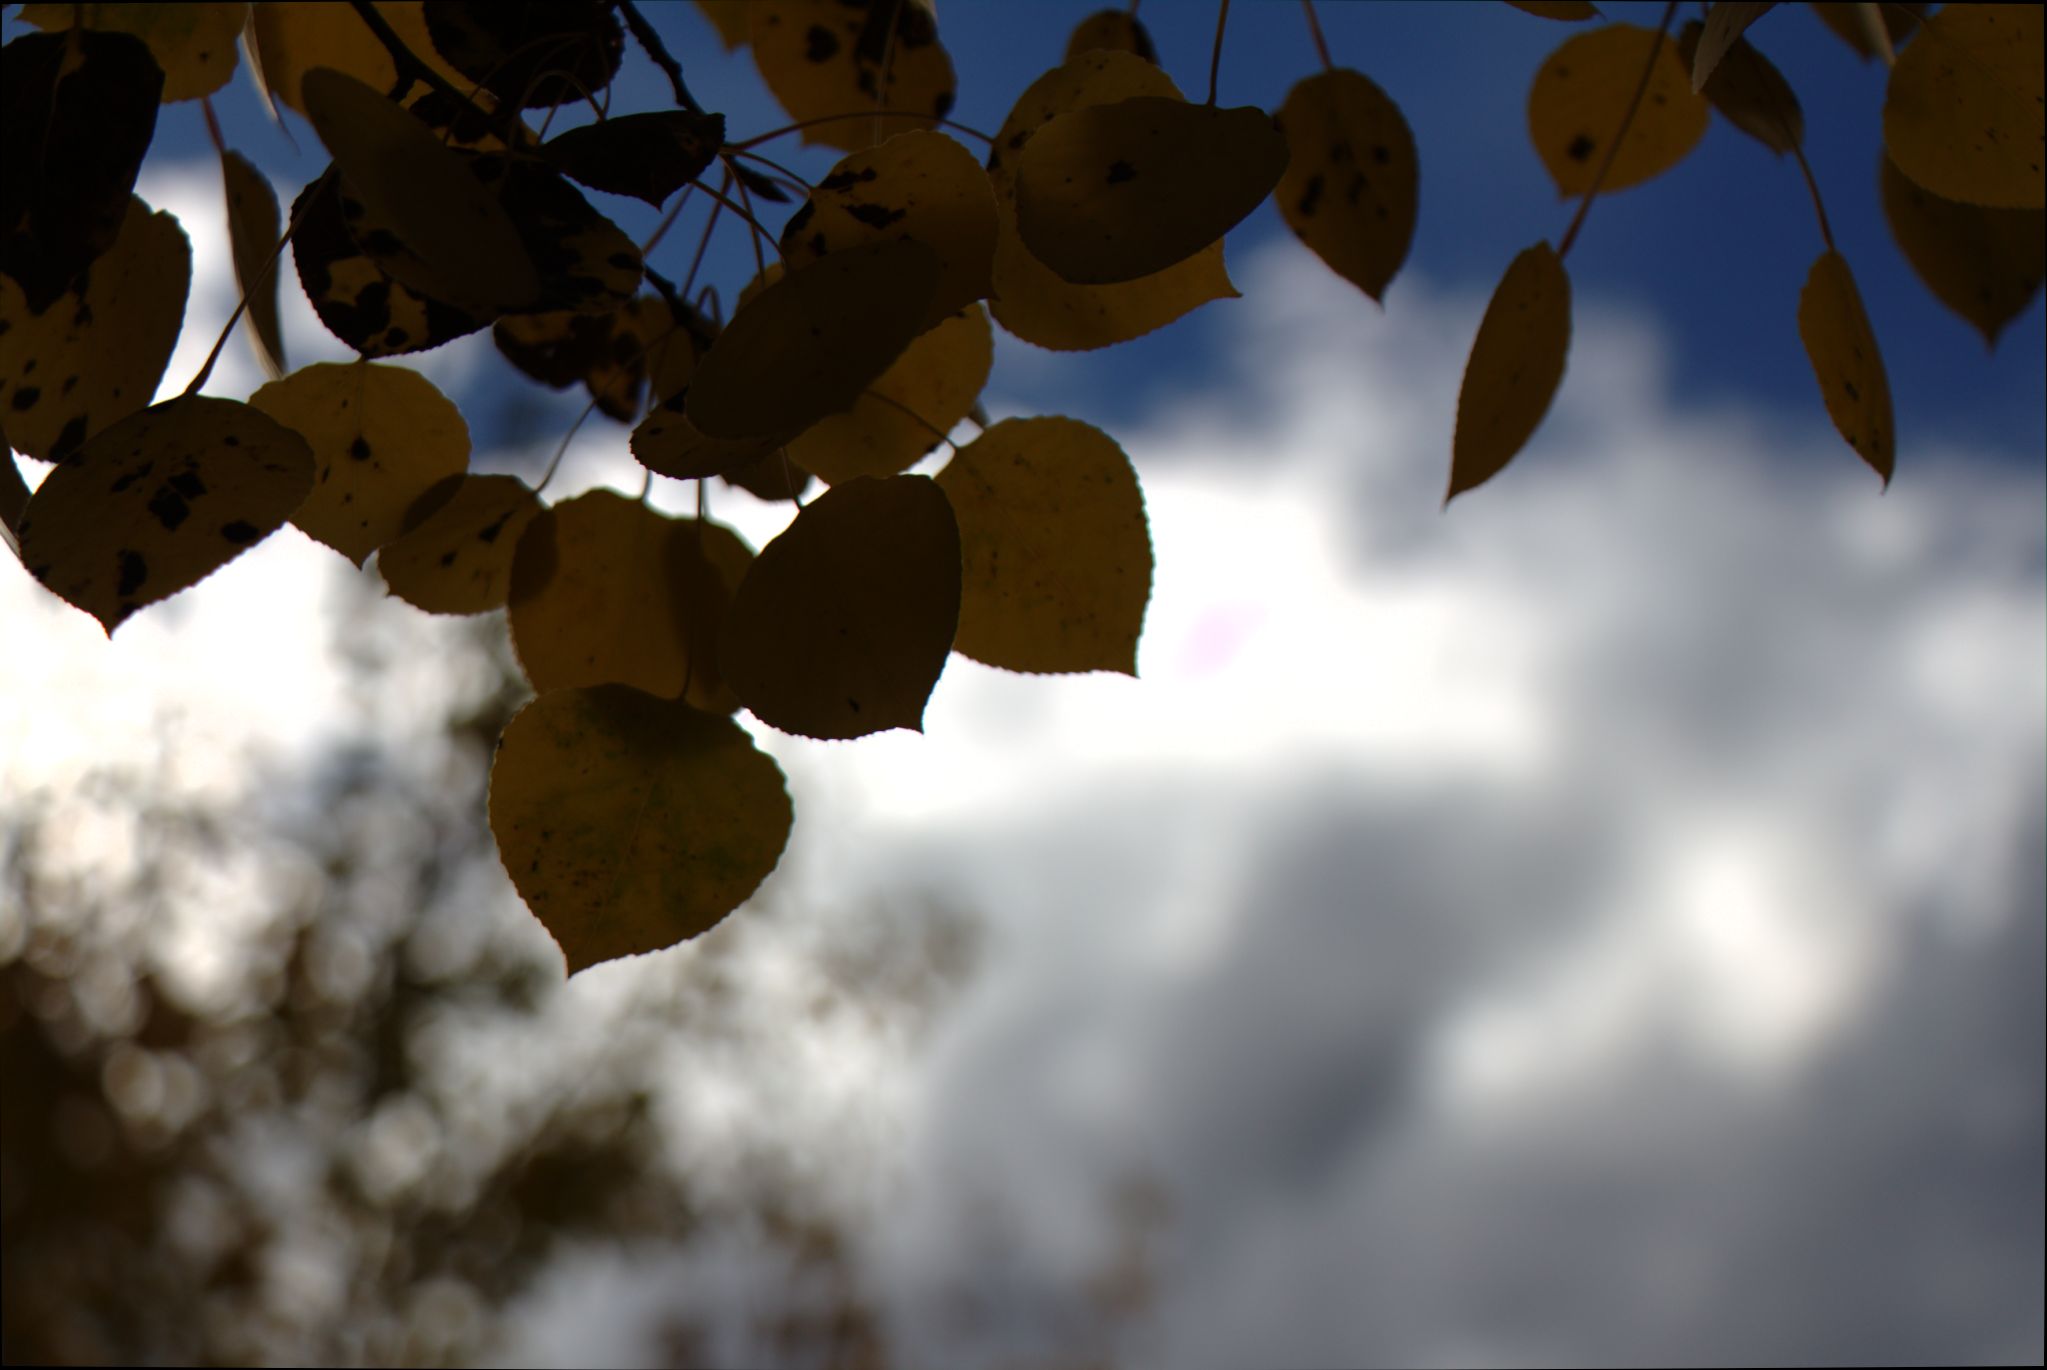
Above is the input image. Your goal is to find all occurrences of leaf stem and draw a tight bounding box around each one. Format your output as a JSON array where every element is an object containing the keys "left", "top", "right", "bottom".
[
  {"left": 639, "top": 183, "right": 695, "bottom": 257},
  {"left": 1790, "top": 144, "right": 1836, "bottom": 253},
  {"left": 1301, "top": 1, "right": 1334, "bottom": 72},
  {"left": 865, "top": 389, "right": 957, "bottom": 454},
  {"left": 681, "top": 172, "right": 731, "bottom": 300},
  {"left": 182, "top": 167, "right": 326, "bottom": 397},
  {"left": 618, "top": 0, "right": 706, "bottom": 113},
  {"left": 1556, "top": 0, "right": 1678, "bottom": 262},
  {"left": 343, "top": 1, "right": 489, "bottom": 122},
  {"left": 533, "top": 394, "right": 599, "bottom": 496},
  {"left": 1207, "top": 0, "right": 1233, "bottom": 107}
]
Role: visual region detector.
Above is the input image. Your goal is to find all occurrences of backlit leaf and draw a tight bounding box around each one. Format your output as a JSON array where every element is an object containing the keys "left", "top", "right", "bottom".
[
  {"left": 300, "top": 66, "right": 541, "bottom": 313},
  {"left": 544, "top": 111, "right": 727, "bottom": 207},
  {"left": 421, "top": 0, "right": 622, "bottom": 109},
  {"left": 290, "top": 173, "right": 489, "bottom": 358},
  {"left": 1015, "top": 98, "right": 1286, "bottom": 286},
  {"left": 1, "top": 29, "right": 163, "bottom": 312},
  {"left": 721, "top": 474, "right": 960, "bottom": 739},
  {"left": 986, "top": 51, "right": 1237, "bottom": 350},
  {"left": 249, "top": 361, "right": 470, "bottom": 564},
  {"left": 1449, "top": 242, "right": 1572, "bottom": 503},
  {"left": 14, "top": 395, "right": 313, "bottom": 633},
  {"left": 936, "top": 416, "right": 1151, "bottom": 676},
  {"left": 720, "top": 447, "right": 813, "bottom": 504},
  {"left": 1880, "top": 156, "right": 2045, "bottom": 346},
  {"left": 1798, "top": 249, "right": 1895, "bottom": 483},
  {"left": 789, "top": 305, "right": 992, "bottom": 485},
  {"left": 20, "top": 2, "right": 244, "bottom": 101},
  {"left": 1810, "top": 2, "right": 1926, "bottom": 62},
  {"left": 779, "top": 130, "right": 998, "bottom": 328},
  {"left": 685, "top": 239, "right": 941, "bottom": 443},
  {"left": 508, "top": 489, "right": 735, "bottom": 701},
  {"left": 1678, "top": 21, "right": 1804, "bottom": 154},
  {"left": 220, "top": 149, "right": 287, "bottom": 379},
  {"left": 489, "top": 686, "right": 791, "bottom": 973},
  {"left": 496, "top": 297, "right": 670, "bottom": 422},
  {"left": 1275, "top": 68, "right": 1419, "bottom": 302},
  {"left": 248, "top": 1, "right": 461, "bottom": 116},
  {"left": 1883, "top": 3, "right": 2045, "bottom": 210},
  {"left": 1065, "top": 10, "right": 1157, "bottom": 64},
  {"left": 1689, "top": 2, "right": 1774, "bottom": 91},
  {"left": 0, "top": 197, "right": 189, "bottom": 463},
  {"left": 467, "top": 158, "right": 643, "bottom": 314},
  {"left": 1528, "top": 24, "right": 1709, "bottom": 196},
  {"left": 749, "top": 0, "right": 957, "bottom": 153},
  {"left": 1505, "top": 1, "right": 1601, "bottom": 19},
  {"left": 376, "top": 472, "right": 541, "bottom": 613}
]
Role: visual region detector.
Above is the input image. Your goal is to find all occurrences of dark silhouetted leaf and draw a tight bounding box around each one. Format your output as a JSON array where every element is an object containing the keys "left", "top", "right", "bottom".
[
  {"left": 780, "top": 130, "right": 997, "bottom": 328},
  {"left": 1678, "top": 21, "right": 1805, "bottom": 154},
  {"left": 936, "top": 416, "right": 1151, "bottom": 676},
  {"left": 721, "top": 474, "right": 960, "bottom": 738},
  {"left": 1689, "top": 2, "right": 1775, "bottom": 91},
  {"left": 14, "top": 395, "right": 313, "bottom": 633},
  {"left": 987, "top": 50, "right": 1236, "bottom": 350},
  {"left": 377, "top": 472, "right": 542, "bottom": 613},
  {"left": 19, "top": 2, "right": 245, "bottom": 101},
  {"left": 489, "top": 686, "right": 791, "bottom": 973},
  {"left": 1015, "top": 97, "right": 1286, "bottom": 286},
  {"left": 291, "top": 173, "right": 489, "bottom": 357},
  {"left": 1798, "top": 249, "right": 1895, "bottom": 483},
  {"left": 1880, "top": 156, "right": 2045, "bottom": 347},
  {"left": 544, "top": 111, "right": 727, "bottom": 207},
  {"left": 1275, "top": 68, "right": 1420, "bottom": 302},
  {"left": 686, "top": 239, "right": 941, "bottom": 443},
  {"left": 221, "top": 149, "right": 288, "bottom": 379},
  {"left": 1450, "top": 242, "right": 1572, "bottom": 502},
  {"left": 789, "top": 305, "right": 991, "bottom": 485},
  {"left": 1505, "top": 1, "right": 1601, "bottom": 18},
  {"left": 0, "top": 197, "right": 189, "bottom": 463},
  {"left": 1, "top": 29, "right": 163, "bottom": 311}
]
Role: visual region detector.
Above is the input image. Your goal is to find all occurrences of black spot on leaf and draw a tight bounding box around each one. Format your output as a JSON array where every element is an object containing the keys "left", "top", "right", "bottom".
[
  {"left": 1106, "top": 160, "right": 1137, "bottom": 185},
  {"left": 147, "top": 487, "right": 189, "bottom": 529},
  {"left": 116, "top": 549, "right": 146, "bottom": 596},
  {"left": 1567, "top": 134, "right": 1596, "bottom": 162},
  {"left": 806, "top": 25, "right": 839, "bottom": 62},
  {"left": 220, "top": 520, "right": 260, "bottom": 544}
]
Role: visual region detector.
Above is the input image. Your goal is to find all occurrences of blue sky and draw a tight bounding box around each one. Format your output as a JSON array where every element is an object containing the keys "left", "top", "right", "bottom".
[{"left": 5, "top": 4, "right": 2043, "bottom": 1366}]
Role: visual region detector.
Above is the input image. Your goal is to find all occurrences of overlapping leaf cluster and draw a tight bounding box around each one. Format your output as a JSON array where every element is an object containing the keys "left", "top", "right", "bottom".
[{"left": 3, "top": 1, "right": 2039, "bottom": 975}]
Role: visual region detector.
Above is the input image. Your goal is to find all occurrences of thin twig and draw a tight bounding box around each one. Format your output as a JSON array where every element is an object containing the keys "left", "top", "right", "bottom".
[
  {"left": 1301, "top": 1, "right": 1334, "bottom": 72},
  {"left": 1557, "top": 0, "right": 1678, "bottom": 261},
  {"left": 618, "top": 0, "right": 705, "bottom": 113},
  {"left": 1206, "top": 0, "right": 1233, "bottom": 106},
  {"left": 1791, "top": 145, "right": 1836, "bottom": 252},
  {"left": 183, "top": 167, "right": 328, "bottom": 397},
  {"left": 733, "top": 111, "right": 994, "bottom": 150},
  {"left": 533, "top": 395, "right": 600, "bottom": 496},
  {"left": 865, "top": 389, "right": 957, "bottom": 454}
]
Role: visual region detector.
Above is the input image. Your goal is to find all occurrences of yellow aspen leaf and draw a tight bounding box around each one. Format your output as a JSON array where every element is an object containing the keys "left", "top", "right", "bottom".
[
  {"left": 376, "top": 473, "right": 542, "bottom": 614},
  {"left": 20, "top": 2, "right": 245, "bottom": 102},
  {"left": 248, "top": 362, "right": 470, "bottom": 565},
  {"left": 696, "top": 1, "right": 750, "bottom": 51},
  {"left": 299, "top": 66, "right": 540, "bottom": 314},
  {"left": 1504, "top": 1, "right": 1601, "bottom": 19},
  {"left": 721, "top": 474, "right": 960, "bottom": 739},
  {"left": 1450, "top": 242, "right": 1572, "bottom": 503},
  {"left": 220, "top": 149, "right": 287, "bottom": 380},
  {"left": 935, "top": 416, "right": 1151, "bottom": 676},
  {"left": 1883, "top": 3, "right": 2045, "bottom": 210},
  {"left": 247, "top": 1, "right": 460, "bottom": 116},
  {"left": 0, "top": 198, "right": 189, "bottom": 463},
  {"left": 779, "top": 130, "right": 998, "bottom": 328},
  {"left": 1015, "top": 98, "right": 1286, "bottom": 286},
  {"left": 14, "top": 395, "right": 313, "bottom": 633},
  {"left": 1688, "top": 2, "right": 1775, "bottom": 91},
  {"left": 1528, "top": 24, "right": 1710, "bottom": 196},
  {"left": 685, "top": 239, "right": 941, "bottom": 443},
  {"left": 1798, "top": 251, "right": 1896, "bottom": 484},
  {"left": 790, "top": 305, "right": 992, "bottom": 485},
  {"left": 749, "top": 0, "right": 958, "bottom": 153},
  {"left": 507, "top": 489, "right": 735, "bottom": 701},
  {"left": 1678, "top": 21, "right": 1804, "bottom": 154},
  {"left": 986, "top": 50, "right": 1237, "bottom": 351},
  {"left": 488, "top": 686, "right": 791, "bottom": 974},
  {"left": 1880, "top": 156, "right": 2045, "bottom": 347},
  {"left": 1065, "top": 11, "right": 1158, "bottom": 64},
  {"left": 633, "top": 402, "right": 781, "bottom": 481},
  {"left": 1275, "top": 68, "right": 1419, "bottom": 303},
  {"left": 290, "top": 173, "right": 488, "bottom": 358},
  {"left": 1809, "top": 2, "right": 1926, "bottom": 62}
]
